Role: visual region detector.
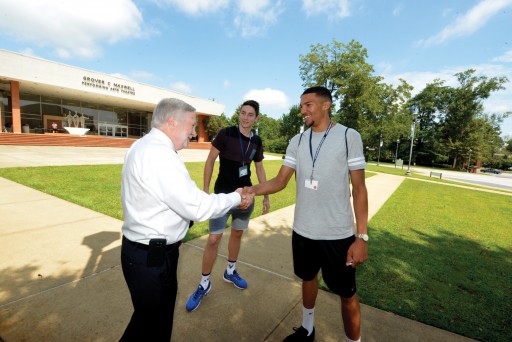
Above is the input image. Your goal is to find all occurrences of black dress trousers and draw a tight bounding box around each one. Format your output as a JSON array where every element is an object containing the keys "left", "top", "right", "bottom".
[{"left": 120, "top": 238, "right": 180, "bottom": 342}]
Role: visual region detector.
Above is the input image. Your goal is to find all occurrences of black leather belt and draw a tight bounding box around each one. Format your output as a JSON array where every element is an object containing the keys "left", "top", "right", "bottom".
[{"left": 122, "top": 236, "right": 179, "bottom": 251}]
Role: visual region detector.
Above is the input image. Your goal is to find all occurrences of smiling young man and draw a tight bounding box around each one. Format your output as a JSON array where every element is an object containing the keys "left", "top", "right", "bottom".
[
  {"left": 247, "top": 87, "right": 368, "bottom": 342},
  {"left": 186, "top": 100, "right": 270, "bottom": 312}
]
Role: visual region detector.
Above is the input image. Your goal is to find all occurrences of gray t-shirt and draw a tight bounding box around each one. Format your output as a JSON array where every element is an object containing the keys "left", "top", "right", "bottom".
[{"left": 283, "top": 123, "right": 366, "bottom": 240}]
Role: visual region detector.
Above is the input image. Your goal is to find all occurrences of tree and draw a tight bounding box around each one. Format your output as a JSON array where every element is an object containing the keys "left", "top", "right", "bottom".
[
  {"left": 255, "top": 113, "right": 279, "bottom": 141},
  {"left": 413, "top": 69, "right": 508, "bottom": 168},
  {"left": 279, "top": 104, "right": 303, "bottom": 143},
  {"left": 204, "top": 114, "right": 228, "bottom": 141},
  {"left": 506, "top": 138, "right": 512, "bottom": 154},
  {"left": 299, "top": 39, "right": 384, "bottom": 131}
]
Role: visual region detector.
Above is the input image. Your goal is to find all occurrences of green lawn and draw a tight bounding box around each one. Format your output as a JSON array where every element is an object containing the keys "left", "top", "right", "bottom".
[
  {"left": 0, "top": 161, "right": 510, "bottom": 341},
  {"left": 358, "top": 180, "right": 511, "bottom": 341}
]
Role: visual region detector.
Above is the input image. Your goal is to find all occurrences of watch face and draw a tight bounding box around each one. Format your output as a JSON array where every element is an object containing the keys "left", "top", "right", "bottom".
[{"left": 357, "top": 234, "right": 368, "bottom": 241}]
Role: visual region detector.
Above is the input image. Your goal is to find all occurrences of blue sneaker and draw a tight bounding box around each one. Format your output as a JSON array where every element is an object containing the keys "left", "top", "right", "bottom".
[
  {"left": 223, "top": 269, "right": 248, "bottom": 289},
  {"left": 185, "top": 282, "right": 211, "bottom": 312}
]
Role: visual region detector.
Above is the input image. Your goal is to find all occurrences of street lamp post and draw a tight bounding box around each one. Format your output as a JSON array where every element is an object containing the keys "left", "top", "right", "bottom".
[
  {"left": 377, "top": 134, "right": 382, "bottom": 166},
  {"left": 395, "top": 139, "right": 399, "bottom": 168},
  {"left": 467, "top": 149, "right": 472, "bottom": 173},
  {"left": 405, "top": 106, "right": 418, "bottom": 176}
]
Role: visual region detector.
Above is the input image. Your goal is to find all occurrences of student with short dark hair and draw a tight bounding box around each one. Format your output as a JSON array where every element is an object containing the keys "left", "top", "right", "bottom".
[{"left": 185, "top": 100, "right": 270, "bottom": 312}]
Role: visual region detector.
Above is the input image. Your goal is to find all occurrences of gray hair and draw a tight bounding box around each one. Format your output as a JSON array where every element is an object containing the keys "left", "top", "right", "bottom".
[{"left": 151, "top": 98, "right": 196, "bottom": 128}]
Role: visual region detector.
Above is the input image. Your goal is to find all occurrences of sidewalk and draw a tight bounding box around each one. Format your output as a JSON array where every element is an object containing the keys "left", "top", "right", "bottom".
[{"left": 0, "top": 146, "right": 476, "bottom": 341}]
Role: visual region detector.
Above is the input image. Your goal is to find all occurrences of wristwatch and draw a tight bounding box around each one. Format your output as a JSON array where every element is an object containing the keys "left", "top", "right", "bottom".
[{"left": 356, "top": 233, "right": 369, "bottom": 242}]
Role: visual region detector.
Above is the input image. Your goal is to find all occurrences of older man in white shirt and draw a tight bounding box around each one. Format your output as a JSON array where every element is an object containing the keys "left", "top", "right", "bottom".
[{"left": 120, "top": 98, "right": 251, "bottom": 341}]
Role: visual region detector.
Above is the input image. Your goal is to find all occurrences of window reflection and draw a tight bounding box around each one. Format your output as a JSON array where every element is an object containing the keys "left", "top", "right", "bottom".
[{"left": 5, "top": 93, "right": 150, "bottom": 137}]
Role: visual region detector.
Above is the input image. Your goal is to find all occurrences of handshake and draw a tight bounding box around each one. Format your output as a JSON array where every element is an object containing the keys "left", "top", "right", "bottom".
[{"left": 235, "top": 186, "right": 256, "bottom": 210}]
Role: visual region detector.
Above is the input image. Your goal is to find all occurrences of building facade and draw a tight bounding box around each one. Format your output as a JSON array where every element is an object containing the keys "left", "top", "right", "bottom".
[{"left": 0, "top": 50, "right": 224, "bottom": 142}]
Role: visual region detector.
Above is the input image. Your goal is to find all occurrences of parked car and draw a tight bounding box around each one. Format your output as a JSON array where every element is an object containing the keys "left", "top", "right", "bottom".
[{"left": 480, "top": 168, "right": 502, "bottom": 174}]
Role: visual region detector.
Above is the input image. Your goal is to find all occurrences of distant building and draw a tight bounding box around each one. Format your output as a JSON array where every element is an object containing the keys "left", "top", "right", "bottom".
[{"left": 0, "top": 49, "right": 223, "bottom": 141}]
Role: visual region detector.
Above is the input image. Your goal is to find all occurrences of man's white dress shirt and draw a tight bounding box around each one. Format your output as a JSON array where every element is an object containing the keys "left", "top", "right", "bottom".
[{"left": 121, "top": 128, "right": 241, "bottom": 244}]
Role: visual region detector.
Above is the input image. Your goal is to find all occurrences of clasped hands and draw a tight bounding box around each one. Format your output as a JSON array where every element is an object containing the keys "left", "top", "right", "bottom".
[{"left": 235, "top": 186, "right": 256, "bottom": 210}]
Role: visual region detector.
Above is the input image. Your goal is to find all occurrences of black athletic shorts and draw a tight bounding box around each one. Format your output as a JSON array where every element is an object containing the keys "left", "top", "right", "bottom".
[{"left": 292, "top": 231, "right": 357, "bottom": 298}]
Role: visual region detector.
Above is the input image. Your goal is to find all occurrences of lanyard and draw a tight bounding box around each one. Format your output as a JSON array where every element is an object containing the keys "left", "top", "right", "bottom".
[
  {"left": 238, "top": 125, "right": 252, "bottom": 166},
  {"left": 309, "top": 121, "right": 333, "bottom": 180}
]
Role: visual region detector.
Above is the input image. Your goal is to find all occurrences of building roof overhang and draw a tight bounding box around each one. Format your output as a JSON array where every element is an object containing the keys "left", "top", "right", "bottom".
[{"left": 0, "top": 50, "right": 224, "bottom": 116}]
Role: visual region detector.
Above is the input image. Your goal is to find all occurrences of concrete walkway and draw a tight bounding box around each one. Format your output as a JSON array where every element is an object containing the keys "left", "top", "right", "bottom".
[{"left": 0, "top": 146, "right": 476, "bottom": 341}]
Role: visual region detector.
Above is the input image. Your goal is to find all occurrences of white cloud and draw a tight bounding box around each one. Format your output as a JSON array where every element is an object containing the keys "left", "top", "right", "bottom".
[
  {"left": 243, "top": 88, "right": 291, "bottom": 118},
  {"left": 130, "top": 71, "right": 156, "bottom": 83},
  {"left": 392, "top": 5, "right": 403, "bottom": 17},
  {"left": 302, "top": 0, "right": 350, "bottom": 19},
  {"left": 234, "top": 0, "right": 284, "bottom": 37},
  {"left": 0, "top": 0, "right": 146, "bottom": 59},
  {"left": 155, "top": 0, "right": 283, "bottom": 37},
  {"left": 110, "top": 73, "right": 132, "bottom": 80},
  {"left": 493, "top": 49, "right": 512, "bottom": 63},
  {"left": 19, "top": 48, "right": 36, "bottom": 57},
  {"left": 223, "top": 80, "right": 230, "bottom": 88},
  {"left": 417, "top": 0, "right": 512, "bottom": 47},
  {"left": 170, "top": 81, "right": 193, "bottom": 94},
  {"left": 153, "top": 0, "right": 229, "bottom": 15}
]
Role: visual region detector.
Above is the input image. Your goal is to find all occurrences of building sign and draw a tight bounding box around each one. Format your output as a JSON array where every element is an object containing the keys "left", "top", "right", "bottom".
[{"left": 81, "top": 76, "right": 136, "bottom": 95}]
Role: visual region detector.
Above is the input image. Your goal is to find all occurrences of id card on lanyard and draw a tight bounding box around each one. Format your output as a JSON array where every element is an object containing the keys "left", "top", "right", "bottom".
[
  {"left": 238, "top": 126, "right": 252, "bottom": 178},
  {"left": 305, "top": 121, "right": 333, "bottom": 190}
]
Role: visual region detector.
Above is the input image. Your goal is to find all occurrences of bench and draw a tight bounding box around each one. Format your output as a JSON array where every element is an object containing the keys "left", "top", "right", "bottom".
[{"left": 430, "top": 171, "right": 442, "bottom": 179}]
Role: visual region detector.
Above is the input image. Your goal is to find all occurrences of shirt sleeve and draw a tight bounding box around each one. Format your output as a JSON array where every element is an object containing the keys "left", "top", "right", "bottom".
[
  {"left": 252, "top": 136, "right": 264, "bottom": 163},
  {"left": 347, "top": 129, "right": 366, "bottom": 170},
  {"left": 283, "top": 133, "right": 302, "bottom": 170},
  {"left": 211, "top": 127, "right": 226, "bottom": 152},
  {"left": 142, "top": 146, "right": 241, "bottom": 222}
]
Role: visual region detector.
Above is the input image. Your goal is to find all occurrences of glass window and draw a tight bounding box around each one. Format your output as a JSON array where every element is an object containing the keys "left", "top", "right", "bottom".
[
  {"left": 99, "top": 104, "right": 124, "bottom": 124},
  {"left": 80, "top": 102, "right": 98, "bottom": 133},
  {"left": 20, "top": 93, "right": 41, "bottom": 115},
  {"left": 127, "top": 110, "right": 152, "bottom": 137},
  {"left": 62, "top": 99, "right": 81, "bottom": 117},
  {"left": 142, "top": 112, "right": 151, "bottom": 135},
  {"left": 0, "top": 90, "right": 9, "bottom": 113},
  {"left": 41, "top": 96, "right": 62, "bottom": 116},
  {"left": 113, "top": 107, "right": 128, "bottom": 125}
]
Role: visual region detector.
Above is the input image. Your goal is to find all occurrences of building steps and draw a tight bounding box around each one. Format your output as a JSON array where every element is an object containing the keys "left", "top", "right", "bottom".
[{"left": 0, "top": 133, "right": 211, "bottom": 149}]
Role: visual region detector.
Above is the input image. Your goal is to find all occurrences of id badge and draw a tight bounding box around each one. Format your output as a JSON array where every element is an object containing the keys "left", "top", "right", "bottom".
[
  {"left": 239, "top": 165, "right": 248, "bottom": 177},
  {"left": 304, "top": 179, "right": 319, "bottom": 190}
]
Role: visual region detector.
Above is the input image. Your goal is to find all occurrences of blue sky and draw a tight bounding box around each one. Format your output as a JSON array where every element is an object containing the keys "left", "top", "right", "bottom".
[{"left": 1, "top": 0, "right": 511, "bottom": 137}]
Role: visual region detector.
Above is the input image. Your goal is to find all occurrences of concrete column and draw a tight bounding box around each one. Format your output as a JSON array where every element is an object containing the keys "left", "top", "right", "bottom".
[{"left": 10, "top": 81, "right": 21, "bottom": 133}]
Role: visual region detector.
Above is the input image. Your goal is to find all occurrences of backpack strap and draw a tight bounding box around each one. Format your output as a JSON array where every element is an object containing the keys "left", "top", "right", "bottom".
[
  {"left": 345, "top": 127, "right": 349, "bottom": 160},
  {"left": 345, "top": 127, "right": 352, "bottom": 195}
]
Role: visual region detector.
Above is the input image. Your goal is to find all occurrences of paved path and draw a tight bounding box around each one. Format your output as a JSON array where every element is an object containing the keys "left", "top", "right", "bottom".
[{"left": 0, "top": 146, "right": 476, "bottom": 341}]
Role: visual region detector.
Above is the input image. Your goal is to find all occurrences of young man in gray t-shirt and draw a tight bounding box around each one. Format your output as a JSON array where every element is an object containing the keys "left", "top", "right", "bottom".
[{"left": 249, "top": 86, "right": 368, "bottom": 342}]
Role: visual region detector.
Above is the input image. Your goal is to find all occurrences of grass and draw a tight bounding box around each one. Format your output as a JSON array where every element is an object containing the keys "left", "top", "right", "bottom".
[
  {"left": 0, "top": 161, "right": 510, "bottom": 341},
  {"left": 366, "top": 163, "right": 512, "bottom": 195},
  {"left": 358, "top": 180, "right": 511, "bottom": 341},
  {"left": 0, "top": 160, "right": 296, "bottom": 240}
]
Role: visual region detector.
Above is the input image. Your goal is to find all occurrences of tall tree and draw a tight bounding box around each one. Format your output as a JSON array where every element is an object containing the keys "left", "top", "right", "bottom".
[
  {"left": 299, "top": 39, "right": 384, "bottom": 131},
  {"left": 413, "top": 69, "right": 508, "bottom": 168},
  {"left": 204, "top": 114, "right": 228, "bottom": 141},
  {"left": 255, "top": 114, "right": 280, "bottom": 142},
  {"left": 279, "top": 104, "right": 303, "bottom": 143}
]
